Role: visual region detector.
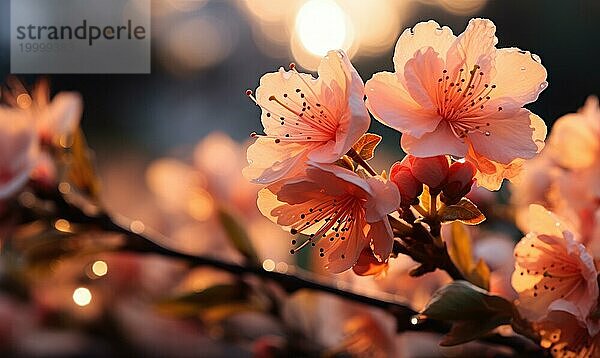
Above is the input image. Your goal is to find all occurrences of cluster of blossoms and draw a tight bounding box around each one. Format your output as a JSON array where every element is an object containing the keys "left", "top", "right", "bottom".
[
  {"left": 244, "top": 18, "right": 548, "bottom": 274},
  {"left": 4, "top": 15, "right": 600, "bottom": 357},
  {"left": 510, "top": 97, "right": 600, "bottom": 356}
]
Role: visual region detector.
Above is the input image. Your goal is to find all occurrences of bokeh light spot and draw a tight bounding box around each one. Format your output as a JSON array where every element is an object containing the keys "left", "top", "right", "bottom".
[
  {"left": 295, "top": 0, "right": 351, "bottom": 56},
  {"left": 92, "top": 260, "right": 108, "bottom": 277},
  {"left": 73, "top": 287, "right": 92, "bottom": 307}
]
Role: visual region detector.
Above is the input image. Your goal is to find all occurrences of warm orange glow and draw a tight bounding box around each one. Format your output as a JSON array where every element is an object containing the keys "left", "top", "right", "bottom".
[
  {"left": 55, "top": 219, "right": 72, "bottom": 233},
  {"left": 91, "top": 260, "right": 108, "bottom": 277},
  {"left": 16, "top": 94, "right": 33, "bottom": 109}
]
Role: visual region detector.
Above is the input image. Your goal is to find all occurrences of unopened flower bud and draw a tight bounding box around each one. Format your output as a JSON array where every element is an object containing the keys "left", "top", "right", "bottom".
[
  {"left": 442, "top": 161, "right": 476, "bottom": 204},
  {"left": 390, "top": 160, "right": 423, "bottom": 207},
  {"left": 408, "top": 155, "right": 449, "bottom": 194}
]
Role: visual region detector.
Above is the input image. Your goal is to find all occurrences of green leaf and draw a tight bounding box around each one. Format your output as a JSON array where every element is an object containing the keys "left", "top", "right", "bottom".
[
  {"left": 422, "top": 281, "right": 513, "bottom": 321},
  {"left": 217, "top": 209, "right": 261, "bottom": 266},
  {"left": 438, "top": 198, "right": 485, "bottom": 225},
  {"left": 352, "top": 133, "right": 382, "bottom": 161},
  {"left": 441, "top": 314, "right": 512, "bottom": 346},
  {"left": 446, "top": 222, "right": 490, "bottom": 290},
  {"left": 421, "top": 281, "right": 514, "bottom": 346},
  {"left": 335, "top": 155, "right": 355, "bottom": 171}
]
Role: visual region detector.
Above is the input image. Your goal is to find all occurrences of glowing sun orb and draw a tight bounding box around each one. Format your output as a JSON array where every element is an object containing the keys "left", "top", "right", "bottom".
[
  {"left": 295, "top": 0, "right": 350, "bottom": 56},
  {"left": 73, "top": 287, "right": 92, "bottom": 307}
]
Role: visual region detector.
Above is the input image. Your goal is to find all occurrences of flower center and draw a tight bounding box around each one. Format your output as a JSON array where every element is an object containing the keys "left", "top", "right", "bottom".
[
  {"left": 435, "top": 65, "right": 503, "bottom": 139},
  {"left": 247, "top": 64, "right": 339, "bottom": 144},
  {"left": 288, "top": 195, "right": 362, "bottom": 259}
]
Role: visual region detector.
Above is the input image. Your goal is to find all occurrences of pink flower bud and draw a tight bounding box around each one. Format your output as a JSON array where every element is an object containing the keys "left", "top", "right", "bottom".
[
  {"left": 390, "top": 160, "right": 422, "bottom": 207},
  {"left": 442, "top": 161, "right": 476, "bottom": 204},
  {"left": 408, "top": 155, "right": 449, "bottom": 193}
]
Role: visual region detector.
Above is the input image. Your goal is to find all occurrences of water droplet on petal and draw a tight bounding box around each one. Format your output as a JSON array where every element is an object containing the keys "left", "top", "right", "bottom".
[
  {"left": 539, "top": 82, "right": 548, "bottom": 91},
  {"left": 531, "top": 53, "right": 541, "bottom": 63},
  {"left": 520, "top": 66, "right": 526, "bottom": 71}
]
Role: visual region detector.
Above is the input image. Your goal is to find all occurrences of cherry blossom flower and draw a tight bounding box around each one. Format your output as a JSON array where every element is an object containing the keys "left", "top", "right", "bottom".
[
  {"left": 512, "top": 205, "right": 598, "bottom": 326},
  {"left": 257, "top": 162, "right": 400, "bottom": 273},
  {"left": 534, "top": 311, "right": 599, "bottom": 357},
  {"left": 0, "top": 107, "right": 38, "bottom": 199},
  {"left": 5, "top": 79, "right": 83, "bottom": 142},
  {"left": 547, "top": 96, "right": 600, "bottom": 171},
  {"left": 548, "top": 97, "right": 600, "bottom": 239},
  {"left": 365, "top": 18, "right": 548, "bottom": 190},
  {"left": 511, "top": 96, "right": 600, "bottom": 253},
  {"left": 243, "top": 50, "right": 370, "bottom": 184},
  {"left": 146, "top": 133, "right": 291, "bottom": 264}
]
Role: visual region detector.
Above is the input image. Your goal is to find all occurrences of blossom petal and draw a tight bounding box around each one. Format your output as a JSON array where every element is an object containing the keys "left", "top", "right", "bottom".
[
  {"left": 401, "top": 120, "right": 467, "bottom": 158},
  {"left": 491, "top": 48, "right": 547, "bottom": 106},
  {"left": 322, "top": 218, "right": 368, "bottom": 273},
  {"left": 403, "top": 47, "right": 445, "bottom": 114},
  {"left": 446, "top": 18, "right": 498, "bottom": 74},
  {"left": 367, "top": 220, "right": 394, "bottom": 262},
  {"left": 364, "top": 176, "right": 400, "bottom": 222},
  {"left": 527, "top": 204, "right": 572, "bottom": 238},
  {"left": 548, "top": 113, "right": 599, "bottom": 169},
  {"left": 43, "top": 92, "right": 83, "bottom": 137},
  {"left": 307, "top": 162, "right": 372, "bottom": 196},
  {"left": 468, "top": 110, "right": 545, "bottom": 164},
  {"left": 318, "top": 50, "right": 371, "bottom": 158},
  {"left": 0, "top": 109, "right": 38, "bottom": 199},
  {"left": 243, "top": 138, "right": 311, "bottom": 183},
  {"left": 469, "top": 153, "right": 524, "bottom": 191},
  {"left": 392, "top": 20, "right": 456, "bottom": 75},
  {"left": 365, "top": 72, "right": 439, "bottom": 138}
]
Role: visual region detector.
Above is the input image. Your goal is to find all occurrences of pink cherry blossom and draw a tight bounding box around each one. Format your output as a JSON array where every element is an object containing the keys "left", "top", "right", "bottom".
[
  {"left": 257, "top": 162, "right": 400, "bottom": 273},
  {"left": 512, "top": 205, "right": 598, "bottom": 327},
  {"left": 6, "top": 79, "right": 83, "bottom": 142},
  {"left": 511, "top": 96, "right": 600, "bottom": 254},
  {"left": 243, "top": 50, "right": 370, "bottom": 184},
  {"left": 365, "top": 18, "right": 548, "bottom": 190},
  {"left": 0, "top": 107, "right": 38, "bottom": 199},
  {"left": 534, "top": 311, "right": 599, "bottom": 357},
  {"left": 547, "top": 96, "right": 600, "bottom": 171}
]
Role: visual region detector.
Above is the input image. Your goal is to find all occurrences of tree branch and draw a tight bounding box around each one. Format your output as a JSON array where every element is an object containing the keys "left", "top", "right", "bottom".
[{"left": 32, "top": 188, "right": 545, "bottom": 356}]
